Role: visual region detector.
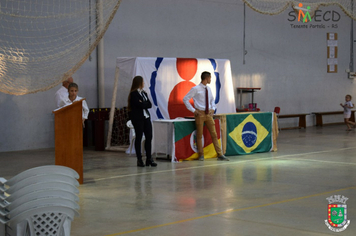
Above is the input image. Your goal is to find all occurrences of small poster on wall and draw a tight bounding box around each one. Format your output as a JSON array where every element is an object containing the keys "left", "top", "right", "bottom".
[{"left": 327, "top": 33, "right": 338, "bottom": 73}]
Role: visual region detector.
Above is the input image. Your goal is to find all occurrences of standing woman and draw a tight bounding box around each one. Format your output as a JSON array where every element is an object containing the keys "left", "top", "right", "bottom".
[{"left": 128, "top": 76, "right": 157, "bottom": 167}]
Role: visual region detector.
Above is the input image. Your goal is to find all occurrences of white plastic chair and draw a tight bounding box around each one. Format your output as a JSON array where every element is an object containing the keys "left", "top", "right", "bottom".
[
  {"left": 2, "top": 198, "right": 79, "bottom": 219},
  {"left": 1, "top": 182, "right": 79, "bottom": 202},
  {"left": 0, "top": 223, "right": 3, "bottom": 236},
  {"left": 1, "top": 189, "right": 79, "bottom": 210},
  {"left": 126, "top": 120, "right": 145, "bottom": 155},
  {"left": 3, "top": 174, "right": 79, "bottom": 195},
  {"left": 1, "top": 191, "right": 79, "bottom": 219},
  {"left": 0, "top": 165, "right": 79, "bottom": 191},
  {"left": 2, "top": 206, "right": 79, "bottom": 236},
  {"left": 0, "top": 166, "right": 79, "bottom": 236}
]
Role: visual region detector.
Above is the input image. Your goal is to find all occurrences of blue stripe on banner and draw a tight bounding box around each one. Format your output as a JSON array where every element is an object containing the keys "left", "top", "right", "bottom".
[
  {"left": 149, "top": 71, "right": 157, "bottom": 105},
  {"left": 214, "top": 71, "right": 221, "bottom": 104},
  {"left": 209, "top": 58, "right": 216, "bottom": 70},
  {"left": 208, "top": 58, "right": 221, "bottom": 105},
  {"left": 155, "top": 57, "right": 163, "bottom": 69},
  {"left": 156, "top": 108, "right": 163, "bottom": 119},
  {"left": 149, "top": 57, "right": 164, "bottom": 119}
]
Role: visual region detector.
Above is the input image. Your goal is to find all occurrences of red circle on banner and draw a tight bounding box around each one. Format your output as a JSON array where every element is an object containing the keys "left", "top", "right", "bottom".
[
  {"left": 176, "top": 58, "right": 198, "bottom": 81},
  {"left": 168, "top": 81, "right": 196, "bottom": 119}
]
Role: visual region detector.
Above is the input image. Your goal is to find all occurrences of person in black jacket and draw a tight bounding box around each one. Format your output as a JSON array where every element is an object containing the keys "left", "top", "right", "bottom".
[{"left": 128, "top": 76, "right": 157, "bottom": 167}]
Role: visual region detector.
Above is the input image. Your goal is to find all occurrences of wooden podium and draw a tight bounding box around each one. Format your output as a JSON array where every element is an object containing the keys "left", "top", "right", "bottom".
[{"left": 53, "top": 99, "right": 84, "bottom": 184}]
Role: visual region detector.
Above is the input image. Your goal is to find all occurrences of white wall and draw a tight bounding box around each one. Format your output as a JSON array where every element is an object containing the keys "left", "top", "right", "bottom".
[
  {"left": 0, "top": 0, "right": 355, "bottom": 152},
  {"left": 241, "top": 4, "right": 355, "bottom": 127}
]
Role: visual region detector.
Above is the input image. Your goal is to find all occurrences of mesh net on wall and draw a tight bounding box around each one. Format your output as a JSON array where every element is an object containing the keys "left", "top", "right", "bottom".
[
  {"left": 110, "top": 107, "right": 130, "bottom": 147},
  {"left": 243, "top": 0, "right": 356, "bottom": 19},
  {"left": 86, "top": 107, "right": 129, "bottom": 150},
  {"left": 0, "top": 0, "right": 122, "bottom": 95}
]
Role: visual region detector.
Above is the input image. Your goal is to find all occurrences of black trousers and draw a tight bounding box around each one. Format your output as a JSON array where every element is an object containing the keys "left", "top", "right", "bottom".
[{"left": 132, "top": 117, "right": 152, "bottom": 160}]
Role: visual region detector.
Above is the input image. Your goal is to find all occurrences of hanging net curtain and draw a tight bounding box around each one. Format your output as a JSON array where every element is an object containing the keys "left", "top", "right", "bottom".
[
  {"left": 0, "top": 0, "right": 122, "bottom": 95},
  {"left": 243, "top": 0, "right": 356, "bottom": 19}
]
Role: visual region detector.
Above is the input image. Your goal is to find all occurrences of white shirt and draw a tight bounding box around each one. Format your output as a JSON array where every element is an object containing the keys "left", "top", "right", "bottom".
[
  {"left": 54, "top": 86, "right": 69, "bottom": 108},
  {"left": 344, "top": 101, "right": 353, "bottom": 114},
  {"left": 183, "top": 83, "right": 216, "bottom": 113},
  {"left": 138, "top": 89, "right": 150, "bottom": 118},
  {"left": 59, "top": 96, "right": 89, "bottom": 119}
]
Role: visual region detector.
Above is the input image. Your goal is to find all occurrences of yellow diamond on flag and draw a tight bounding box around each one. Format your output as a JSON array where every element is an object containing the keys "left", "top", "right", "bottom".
[{"left": 228, "top": 114, "right": 269, "bottom": 153}]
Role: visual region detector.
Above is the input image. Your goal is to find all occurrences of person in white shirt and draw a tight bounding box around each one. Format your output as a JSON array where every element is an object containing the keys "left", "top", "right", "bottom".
[
  {"left": 59, "top": 82, "right": 89, "bottom": 126},
  {"left": 183, "top": 71, "right": 229, "bottom": 161},
  {"left": 55, "top": 77, "right": 74, "bottom": 108},
  {"left": 340, "top": 94, "right": 355, "bottom": 131}
]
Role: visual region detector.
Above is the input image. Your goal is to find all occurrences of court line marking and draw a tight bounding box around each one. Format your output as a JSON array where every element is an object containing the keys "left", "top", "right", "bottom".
[
  {"left": 84, "top": 147, "right": 356, "bottom": 184},
  {"left": 279, "top": 157, "right": 356, "bottom": 166},
  {"left": 104, "top": 186, "right": 356, "bottom": 236}
]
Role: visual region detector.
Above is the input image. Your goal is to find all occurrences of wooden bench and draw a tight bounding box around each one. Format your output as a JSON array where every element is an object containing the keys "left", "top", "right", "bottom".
[
  {"left": 278, "top": 113, "right": 309, "bottom": 130},
  {"left": 312, "top": 111, "right": 356, "bottom": 126}
]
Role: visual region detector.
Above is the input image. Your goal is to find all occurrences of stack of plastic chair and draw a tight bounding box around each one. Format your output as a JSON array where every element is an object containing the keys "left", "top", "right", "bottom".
[{"left": 0, "top": 165, "right": 80, "bottom": 236}]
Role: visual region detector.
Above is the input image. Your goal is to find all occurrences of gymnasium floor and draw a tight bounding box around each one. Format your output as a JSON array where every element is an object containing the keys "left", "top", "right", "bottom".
[{"left": 1, "top": 125, "right": 356, "bottom": 236}]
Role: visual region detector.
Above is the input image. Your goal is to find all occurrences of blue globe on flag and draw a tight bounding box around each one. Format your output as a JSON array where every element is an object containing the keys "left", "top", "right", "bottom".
[{"left": 241, "top": 122, "right": 257, "bottom": 148}]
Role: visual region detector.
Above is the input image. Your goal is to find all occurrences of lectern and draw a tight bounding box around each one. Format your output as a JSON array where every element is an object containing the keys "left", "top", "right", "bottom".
[{"left": 53, "top": 99, "right": 85, "bottom": 184}]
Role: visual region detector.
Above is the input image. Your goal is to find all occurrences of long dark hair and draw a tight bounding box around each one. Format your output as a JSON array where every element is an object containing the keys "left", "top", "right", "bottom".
[{"left": 127, "top": 76, "right": 144, "bottom": 112}]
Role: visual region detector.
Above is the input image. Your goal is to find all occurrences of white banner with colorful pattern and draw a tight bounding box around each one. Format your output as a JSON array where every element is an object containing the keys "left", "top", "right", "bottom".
[{"left": 116, "top": 57, "right": 236, "bottom": 120}]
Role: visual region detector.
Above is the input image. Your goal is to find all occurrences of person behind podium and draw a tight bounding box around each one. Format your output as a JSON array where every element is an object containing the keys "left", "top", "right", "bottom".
[
  {"left": 59, "top": 83, "right": 89, "bottom": 126},
  {"left": 55, "top": 76, "right": 73, "bottom": 108},
  {"left": 183, "top": 71, "right": 229, "bottom": 161},
  {"left": 127, "top": 76, "right": 157, "bottom": 167}
]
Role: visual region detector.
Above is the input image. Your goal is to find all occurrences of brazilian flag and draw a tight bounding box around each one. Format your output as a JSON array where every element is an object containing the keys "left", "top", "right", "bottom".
[{"left": 226, "top": 113, "right": 273, "bottom": 155}]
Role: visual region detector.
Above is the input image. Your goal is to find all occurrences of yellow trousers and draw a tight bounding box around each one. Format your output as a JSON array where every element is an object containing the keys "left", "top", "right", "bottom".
[{"left": 195, "top": 110, "right": 222, "bottom": 157}]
